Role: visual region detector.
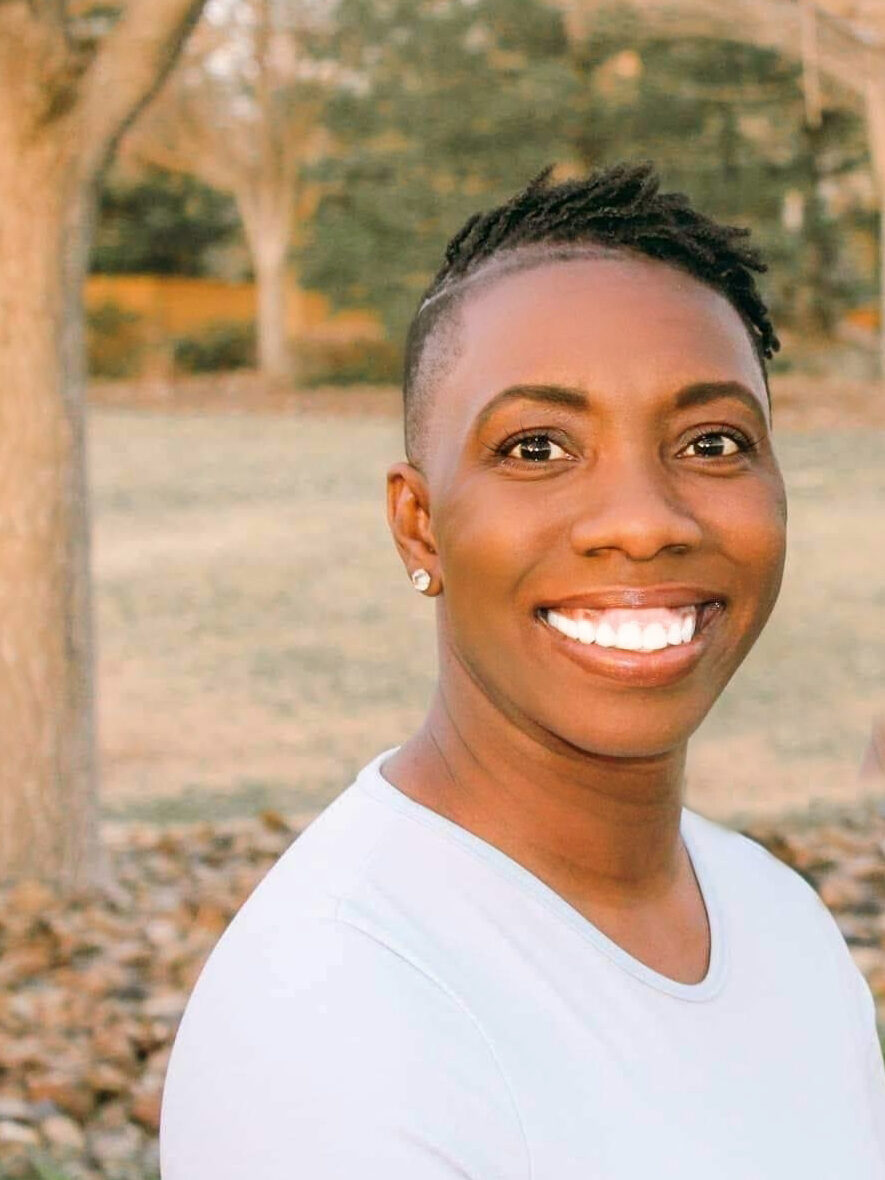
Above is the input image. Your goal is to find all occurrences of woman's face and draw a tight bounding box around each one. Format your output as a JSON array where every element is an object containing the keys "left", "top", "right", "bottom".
[{"left": 396, "top": 254, "right": 787, "bottom": 759}]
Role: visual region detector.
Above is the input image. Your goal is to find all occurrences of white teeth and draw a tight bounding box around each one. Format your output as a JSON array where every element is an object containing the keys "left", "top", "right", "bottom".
[
  {"left": 547, "top": 610, "right": 575, "bottom": 639},
  {"left": 543, "top": 605, "right": 705, "bottom": 652},
  {"left": 616, "top": 622, "right": 642, "bottom": 651},
  {"left": 595, "top": 621, "right": 616, "bottom": 647},
  {"left": 576, "top": 618, "right": 596, "bottom": 644},
  {"left": 640, "top": 623, "right": 668, "bottom": 651}
]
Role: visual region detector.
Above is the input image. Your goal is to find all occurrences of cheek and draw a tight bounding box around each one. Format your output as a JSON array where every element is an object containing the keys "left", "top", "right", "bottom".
[
  {"left": 434, "top": 486, "right": 544, "bottom": 616},
  {"left": 707, "top": 474, "right": 787, "bottom": 606}
]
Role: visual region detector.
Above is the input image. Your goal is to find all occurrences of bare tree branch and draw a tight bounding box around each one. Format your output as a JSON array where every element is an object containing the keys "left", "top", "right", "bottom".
[{"left": 77, "top": 0, "right": 207, "bottom": 174}]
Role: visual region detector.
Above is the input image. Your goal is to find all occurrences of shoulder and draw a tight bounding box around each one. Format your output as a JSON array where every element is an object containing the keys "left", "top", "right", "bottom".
[
  {"left": 684, "top": 806, "right": 873, "bottom": 989},
  {"left": 684, "top": 805, "right": 824, "bottom": 906},
  {"left": 160, "top": 914, "right": 528, "bottom": 1179}
]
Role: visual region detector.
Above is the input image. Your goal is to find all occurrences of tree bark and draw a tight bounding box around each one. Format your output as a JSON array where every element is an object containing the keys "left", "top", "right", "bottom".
[
  {"left": 0, "top": 138, "right": 100, "bottom": 889},
  {"left": 239, "top": 190, "right": 294, "bottom": 382},
  {"left": 0, "top": 0, "right": 206, "bottom": 890}
]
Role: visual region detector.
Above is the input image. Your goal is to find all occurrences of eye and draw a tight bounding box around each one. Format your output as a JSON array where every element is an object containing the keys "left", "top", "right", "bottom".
[
  {"left": 680, "top": 431, "right": 748, "bottom": 459},
  {"left": 501, "top": 433, "right": 571, "bottom": 463}
]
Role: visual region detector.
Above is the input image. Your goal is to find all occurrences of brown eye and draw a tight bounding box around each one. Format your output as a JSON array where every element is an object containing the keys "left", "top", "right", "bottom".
[
  {"left": 504, "top": 434, "right": 570, "bottom": 462},
  {"left": 682, "top": 432, "right": 744, "bottom": 458}
]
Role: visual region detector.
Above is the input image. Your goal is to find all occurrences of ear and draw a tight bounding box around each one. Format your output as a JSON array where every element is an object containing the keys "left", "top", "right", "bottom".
[{"left": 386, "top": 461, "right": 441, "bottom": 595}]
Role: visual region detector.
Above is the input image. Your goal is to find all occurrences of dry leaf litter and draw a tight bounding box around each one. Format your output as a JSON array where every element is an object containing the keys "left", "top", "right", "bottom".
[{"left": 2, "top": 806, "right": 885, "bottom": 1179}]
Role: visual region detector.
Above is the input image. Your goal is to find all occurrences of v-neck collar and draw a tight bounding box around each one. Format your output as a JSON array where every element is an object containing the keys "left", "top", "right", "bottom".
[{"left": 355, "top": 746, "right": 728, "bottom": 1003}]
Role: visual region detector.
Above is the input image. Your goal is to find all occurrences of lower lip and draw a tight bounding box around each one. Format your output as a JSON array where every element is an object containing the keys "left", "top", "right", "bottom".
[{"left": 535, "top": 608, "right": 721, "bottom": 689}]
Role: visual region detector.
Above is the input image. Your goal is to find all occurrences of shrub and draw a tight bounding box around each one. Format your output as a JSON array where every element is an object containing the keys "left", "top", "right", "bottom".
[
  {"left": 173, "top": 321, "right": 256, "bottom": 373},
  {"left": 86, "top": 301, "right": 146, "bottom": 379}
]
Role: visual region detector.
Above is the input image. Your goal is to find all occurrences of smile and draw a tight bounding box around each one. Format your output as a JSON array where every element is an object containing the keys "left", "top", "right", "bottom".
[
  {"left": 539, "top": 605, "right": 701, "bottom": 652},
  {"left": 534, "top": 595, "right": 727, "bottom": 687}
]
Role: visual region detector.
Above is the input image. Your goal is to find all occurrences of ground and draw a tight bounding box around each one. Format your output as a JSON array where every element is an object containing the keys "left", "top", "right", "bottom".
[{"left": 89, "top": 373, "right": 885, "bottom": 830}]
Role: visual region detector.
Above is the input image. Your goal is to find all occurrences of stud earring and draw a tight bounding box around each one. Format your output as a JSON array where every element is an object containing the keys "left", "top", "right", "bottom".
[{"left": 410, "top": 568, "right": 432, "bottom": 593}]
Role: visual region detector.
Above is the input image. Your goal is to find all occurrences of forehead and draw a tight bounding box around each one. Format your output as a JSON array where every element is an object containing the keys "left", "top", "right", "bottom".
[{"left": 428, "top": 254, "right": 766, "bottom": 439}]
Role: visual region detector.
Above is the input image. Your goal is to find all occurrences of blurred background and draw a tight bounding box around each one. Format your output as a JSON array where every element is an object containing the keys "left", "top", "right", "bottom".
[
  {"left": 84, "top": 0, "right": 885, "bottom": 827},
  {"left": 0, "top": 1, "right": 884, "bottom": 1177}
]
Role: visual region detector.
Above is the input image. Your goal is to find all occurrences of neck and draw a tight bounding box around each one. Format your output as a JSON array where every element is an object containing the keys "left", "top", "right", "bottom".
[{"left": 384, "top": 660, "right": 690, "bottom": 911}]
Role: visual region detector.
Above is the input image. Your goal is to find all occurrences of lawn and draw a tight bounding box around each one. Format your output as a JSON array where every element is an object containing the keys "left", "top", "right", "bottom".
[{"left": 89, "top": 405, "right": 885, "bottom": 828}]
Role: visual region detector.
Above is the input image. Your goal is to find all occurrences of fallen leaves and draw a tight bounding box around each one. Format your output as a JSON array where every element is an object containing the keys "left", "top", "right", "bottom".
[{"left": 0, "top": 809, "right": 297, "bottom": 1179}]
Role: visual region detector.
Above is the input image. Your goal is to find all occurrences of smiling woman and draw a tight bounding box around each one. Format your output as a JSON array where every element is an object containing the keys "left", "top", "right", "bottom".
[{"left": 159, "top": 163, "right": 885, "bottom": 1179}]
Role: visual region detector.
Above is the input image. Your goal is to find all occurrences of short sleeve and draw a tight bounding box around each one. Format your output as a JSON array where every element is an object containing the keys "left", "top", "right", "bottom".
[{"left": 160, "top": 916, "right": 529, "bottom": 1180}]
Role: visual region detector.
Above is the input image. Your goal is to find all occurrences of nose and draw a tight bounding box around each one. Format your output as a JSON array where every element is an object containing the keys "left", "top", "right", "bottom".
[{"left": 568, "top": 450, "right": 704, "bottom": 562}]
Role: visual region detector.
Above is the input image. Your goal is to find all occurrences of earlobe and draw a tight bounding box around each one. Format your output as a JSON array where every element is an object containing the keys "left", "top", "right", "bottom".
[{"left": 386, "top": 461, "right": 441, "bottom": 592}]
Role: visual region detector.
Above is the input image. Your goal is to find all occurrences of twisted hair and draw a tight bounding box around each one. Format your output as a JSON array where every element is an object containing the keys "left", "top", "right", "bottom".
[{"left": 403, "top": 160, "right": 779, "bottom": 462}]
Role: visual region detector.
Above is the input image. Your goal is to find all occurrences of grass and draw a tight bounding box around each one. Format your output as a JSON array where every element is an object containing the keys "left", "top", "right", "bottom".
[{"left": 89, "top": 407, "right": 885, "bottom": 828}]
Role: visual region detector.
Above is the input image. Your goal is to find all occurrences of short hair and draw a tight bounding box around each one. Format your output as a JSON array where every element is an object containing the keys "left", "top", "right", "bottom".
[{"left": 402, "top": 160, "right": 779, "bottom": 464}]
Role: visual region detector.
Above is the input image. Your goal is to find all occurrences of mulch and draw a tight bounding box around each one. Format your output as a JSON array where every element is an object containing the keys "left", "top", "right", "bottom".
[{"left": 2, "top": 805, "right": 885, "bottom": 1178}]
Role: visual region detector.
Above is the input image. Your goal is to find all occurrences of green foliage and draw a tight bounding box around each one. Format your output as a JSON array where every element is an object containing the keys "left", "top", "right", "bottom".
[
  {"left": 87, "top": 300, "right": 145, "bottom": 378},
  {"left": 92, "top": 164, "right": 243, "bottom": 277},
  {"left": 298, "top": 0, "right": 876, "bottom": 347},
  {"left": 173, "top": 322, "right": 256, "bottom": 373},
  {"left": 298, "top": 0, "right": 579, "bottom": 337},
  {"left": 566, "top": 20, "right": 874, "bottom": 335}
]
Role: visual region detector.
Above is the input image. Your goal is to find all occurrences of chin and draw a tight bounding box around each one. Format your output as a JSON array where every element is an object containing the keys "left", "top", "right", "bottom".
[{"left": 526, "top": 691, "right": 718, "bottom": 763}]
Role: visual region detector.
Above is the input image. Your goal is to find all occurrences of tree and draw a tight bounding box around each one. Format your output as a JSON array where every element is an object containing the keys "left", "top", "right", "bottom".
[
  {"left": 563, "top": 20, "right": 874, "bottom": 340},
  {"left": 298, "top": 0, "right": 580, "bottom": 341},
  {"left": 128, "top": 0, "right": 334, "bottom": 379},
  {"left": 0, "top": 0, "right": 206, "bottom": 891},
  {"left": 93, "top": 163, "right": 243, "bottom": 276}
]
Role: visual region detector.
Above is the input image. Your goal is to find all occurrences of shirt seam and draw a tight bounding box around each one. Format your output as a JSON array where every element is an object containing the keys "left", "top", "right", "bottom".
[
  {"left": 331, "top": 900, "right": 534, "bottom": 1180},
  {"left": 356, "top": 775, "right": 726, "bottom": 1003}
]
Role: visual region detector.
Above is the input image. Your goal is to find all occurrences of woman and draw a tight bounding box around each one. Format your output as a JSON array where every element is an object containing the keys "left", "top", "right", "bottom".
[{"left": 160, "top": 162, "right": 885, "bottom": 1178}]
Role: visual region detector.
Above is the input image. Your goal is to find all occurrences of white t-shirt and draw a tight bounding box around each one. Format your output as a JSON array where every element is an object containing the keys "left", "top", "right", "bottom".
[{"left": 160, "top": 747, "right": 885, "bottom": 1178}]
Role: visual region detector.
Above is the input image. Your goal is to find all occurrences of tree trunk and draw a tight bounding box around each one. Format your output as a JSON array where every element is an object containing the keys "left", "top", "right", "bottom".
[
  {"left": 254, "top": 237, "right": 291, "bottom": 381},
  {"left": 239, "top": 188, "right": 293, "bottom": 383},
  {"left": 0, "top": 0, "right": 206, "bottom": 892},
  {"left": 0, "top": 140, "right": 101, "bottom": 890}
]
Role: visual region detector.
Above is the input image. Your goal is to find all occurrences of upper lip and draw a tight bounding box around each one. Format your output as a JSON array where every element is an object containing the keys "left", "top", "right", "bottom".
[{"left": 538, "top": 584, "right": 726, "bottom": 611}]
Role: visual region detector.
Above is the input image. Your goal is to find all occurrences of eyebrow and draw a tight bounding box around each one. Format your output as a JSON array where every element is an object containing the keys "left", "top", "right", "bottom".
[
  {"left": 472, "top": 384, "right": 589, "bottom": 432},
  {"left": 673, "top": 380, "right": 769, "bottom": 423},
  {"left": 472, "top": 378, "right": 768, "bottom": 432}
]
